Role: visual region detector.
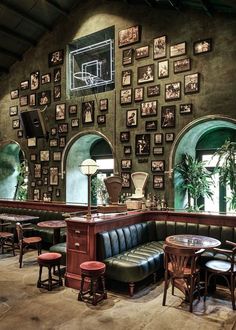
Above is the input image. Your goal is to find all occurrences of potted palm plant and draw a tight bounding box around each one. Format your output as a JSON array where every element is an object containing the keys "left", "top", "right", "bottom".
[{"left": 175, "top": 153, "right": 214, "bottom": 212}]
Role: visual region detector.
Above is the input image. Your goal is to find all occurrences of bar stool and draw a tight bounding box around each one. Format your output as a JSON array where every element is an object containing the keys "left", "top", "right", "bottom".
[
  {"left": 0, "top": 232, "right": 15, "bottom": 256},
  {"left": 78, "top": 261, "right": 107, "bottom": 305},
  {"left": 37, "top": 252, "right": 63, "bottom": 291}
]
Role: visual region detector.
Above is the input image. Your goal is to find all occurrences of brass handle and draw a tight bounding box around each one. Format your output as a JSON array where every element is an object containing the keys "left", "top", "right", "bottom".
[
  {"left": 75, "top": 230, "right": 81, "bottom": 234},
  {"left": 75, "top": 243, "right": 80, "bottom": 247}
]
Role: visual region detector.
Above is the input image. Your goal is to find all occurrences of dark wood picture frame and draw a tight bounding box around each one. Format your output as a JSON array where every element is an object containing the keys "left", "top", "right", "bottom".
[
  {"left": 9, "top": 105, "right": 18, "bottom": 116},
  {"left": 121, "top": 172, "right": 131, "bottom": 188},
  {"left": 134, "top": 87, "right": 144, "bottom": 102},
  {"left": 151, "top": 160, "right": 165, "bottom": 172},
  {"left": 40, "top": 150, "right": 50, "bottom": 162},
  {"left": 153, "top": 175, "right": 164, "bottom": 189},
  {"left": 137, "top": 64, "right": 154, "bottom": 84},
  {"left": 97, "top": 115, "right": 106, "bottom": 124},
  {"left": 153, "top": 147, "right": 164, "bottom": 155},
  {"left": 19, "top": 95, "right": 28, "bottom": 106},
  {"left": 34, "top": 163, "right": 42, "bottom": 179},
  {"left": 49, "top": 166, "right": 59, "bottom": 185},
  {"left": 12, "top": 119, "right": 20, "bottom": 129},
  {"left": 180, "top": 103, "right": 193, "bottom": 114},
  {"left": 135, "top": 45, "right": 149, "bottom": 59},
  {"left": 120, "top": 131, "right": 130, "bottom": 143},
  {"left": 140, "top": 100, "right": 157, "bottom": 117},
  {"left": 165, "top": 82, "right": 181, "bottom": 101},
  {"left": 193, "top": 38, "right": 212, "bottom": 55},
  {"left": 126, "top": 109, "right": 138, "bottom": 128},
  {"left": 59, "top": 136, "right": 66, "bottom": 148},
  {"left": 121, "top": 159, "right": 132, "bottom": 170},
  {"left": 170, "top": 41, "right": 187, "bottom": 58},
  {"left": 118, "top": 25, "right": 141, "bottom": 48},
  {"left": 82, "top": 101, "right": 95, "bottom": 124},
  {"left": 173, "top": 57, "right": 191, "bottom": 73},
  {"left": 135, "top": 134, "right": 150, "bottom": 156},
  {"left": 122, "top": 48, "right": 133, "bottom": 66},
  {"left": 49, "top": 138, "right": 58, "bottom": 147},
  {"left": 48, "top": 49, "right": 64, "bottom": 67},
  {"left": 55, "top": 103, "right": 66, "bottom": 120},
  {"left": 17, "top": 130, "right": 23, "bottom": 138},
  {"left": 27, "top": 137, "right": 37, "bottom": 148},
  {"left": 53, "top": 151, "right": 62, "bottom": 162},
  {"left": 30, "top": 71, "right": 40, "bottom": 91},
  {"left": 38, "top": 90, "right": 51, "bottom": 106},
  {"left": 53, "top": 68, "right": 61, "bottom": 82},
  {"left": 20, "top": 80, "right": 29, "bottom": 90},
  {"left": 120, "top": 88, "right": 132, "bottom": 105},
  {"left": 145, "top": 120, "right": 157, "bottom": 131},
  {"left": 71, "top": 118, "right": 79, "bottom": 127},
  {"left": 153, "top": 35, "right": 167, "bottom": 60},
  {"left": 147, "top": 85, "right": 160, "bottom": 97},
  {"left": 122, "top": 69, "right": 132, "bottom": 87},
  {"left": 53, "top": 85, "right": 61, "bottom": 101},
  {"left": 158, "top": 60, "right": 169, "bottom": 78},
  {"left": 58, "top": 123, "right": 68, "bottom": 134},
  {"left": 68, "top": 105, "right": 77, "bottom": 116},
  {"left": 165, "top": 132, "right": 175, "bottom": 142},
  {"left": 29, "top": 93, "right": 36, "bottom": 106},
  {"left": 161, "top": 105, "right": 176, "bottom": 128},
  {"left": 41, "top": 73, "right": 51, "bottom": 84},
  {"left": 154, "top": 133, "right": 163, "bottom": 144},
  {"left": 99, "top": 99, "right": 108, "bottom": 111},
  {"left": 10, "top": 89, "right": 19, "bottom": 100},
  {"left": 124, "top": 146, "right": 132, "bottom": 155},
  {"left": 184, "top": 72, "right": 200, "bottom": 94}
]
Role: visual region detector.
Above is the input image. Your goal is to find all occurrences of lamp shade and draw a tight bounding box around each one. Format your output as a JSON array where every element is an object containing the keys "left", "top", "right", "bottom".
[{"left": 79, "top": 159, "right": 99, "bottom": 175}]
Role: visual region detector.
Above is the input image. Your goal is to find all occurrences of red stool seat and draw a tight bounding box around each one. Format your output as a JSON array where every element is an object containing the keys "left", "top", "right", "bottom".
[{"left": 78, "top": 261, "right": 107, "bottom": 305}]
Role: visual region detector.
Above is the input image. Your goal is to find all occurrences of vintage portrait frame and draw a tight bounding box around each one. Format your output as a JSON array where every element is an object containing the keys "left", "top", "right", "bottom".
[
  {"left": 137, "top": 64, "right": 154, "bottom": 84},
  {"left": 10, "top": 89, "right": 19, "bottom": 100},
  {"left": 55, "top": 103, "right": 66, "bottom": 120},
  {"left": 165, "top": 132, "right": 175, "bottom": 142},
  {"left": 134, "top": 87, "right": 144, "bottom": 102},
  {"left": 121, "top": 159, "right": 132, "bottom": 170},
  {"left": 153, "top": 175, "right": 164, "bottom": 189},
  {"left": 193, "top": 38, "right": 212, "bottom": 55},
  {"left": 124, "top": 146, "right": 132, "bottom": 155},
  {"left": 30, "top": 154, "right": 37, "bottom": 161},
  {"left": 82, "top": 101, "right": 95, "bottom": 124},
  {"left": 20, "top": 80, "right": 29, "bottom": 90},
  {"left": 97, "top": 115, "right": 106, "bottom": 124},
  {"left": 19, "top": 95, "right": 28, "bottom": 107},
  {"left": 135, "top": 45, "right": 149, "bottom": 60},
  {"left": 153, "top": 147, "right": 164, "bottom": 155},
  {"left": 27, "top": 137, "right": 37, "bottom": 148},
  {"left": 51, "top": 127, "right": 57, "bottom": 136},
  {"left": 40, "top": 150, "right": 50, "bottom": 162},
  {"left": 29, "top": 93, "right": 36, "bottom": 106},
  {"left": 165, "top": 82, "right": 181, "bottom": 101},
  {"left": 122, "top": 69, "right": 132, "bottom": 87},
  {"left": 154, "top": 133, "right": 163, "bottom": 144},
  {"left": 122, "top": 48, "right": 133, "bottom": 66},
  {"left": 38, "top": 90, "right": 51, "bottom": 106},
  {"left": 30, "top": 71, "right": 40, "bottom": 91},
  {"left": 49, "top": 167, "right": 59, "bottom": 186},
  {"left": 118, "top": 25, "right": 141, "bottom": 48},
  {"left": 170, "top": 41, "right": 187, "bottom": 58},
  {"left": 120, "top": 88, "right": 132, "bottom": 105},
  {"left": 99, "top": 99, "right": 108, "bottom": 111},
  {"left": 151, "top": 160, "right": 165, "bottom": 172},
  {"left": 34, "top": 163, "right": 42, "bottom": 178},
  {"left": 48, "top": 49, "right": 64, "bottom": 67},
  {"left": 12, "top": 119, "right": 20, "bottom": 129},
  {"left": 53, "top": 68, "right": 61, "bottom": 82},
  {"left": 126, "top": 109, "right": 138, "bottom": 128},
  {"left": 49, "top": 138, "right": 58, "bottom": 147},
  {"left": 58, "top": 123, "right": 68, "bottom": 134},
  {"left": 174, "top": 57, "right": 191, "bottom": 73},
  {"left": 17, "top": 130, "right": 23, "bottom": 138},
  {"left": 140, "top": 100, "right": 157, "bottom": 117},
  {"left": 180, "top": 103, "right": 193, "bottom": 114},
  {"left": 71, "top": 118, "right": 79, "bottom": 127},
  {"left": 158, "top": 60, "right": 169, "bottom": 78},
  {"left": 161, "top": 105, "right": 176, "bottom": 128},
  {"left": 41, "top": 73, "right": 51, "bottom": 84},
  {"left": 147, "top": 85, "right": 160, "bottom": 97},
  {"left": 120, "top": 131, "right": 130, "bottom": 143},
  {"left": 53, "top": 85, "right": 61, "bottom": 101},
  {"left": 145, "top": 120, "right": 157, "bottom": 131},
  {"left": 121, "top": 172, "right": 131, "bottom": 188},
  {"left": 184, "top": 72, "right": 200, "bottom": 94},
  {"left": 135, "top": 134, "right": 150, "bottom": 156},
  {"left": 33, "top": 188, "right": 40, "bottom": 201},
  {"left": 53, "top": 151, "right": 62, "bottom": 162},
  {"left": 153, "top": 35, "right": 167, "bottom": 60},
  {"left": 59, "top": 136, "right": 66, "bottom": 148},
  {"left": 9, "top": 105, "right": 18, "bottom": 116},
  {"left": 68, "top": 105, "right": 77, "bottom": 116}
]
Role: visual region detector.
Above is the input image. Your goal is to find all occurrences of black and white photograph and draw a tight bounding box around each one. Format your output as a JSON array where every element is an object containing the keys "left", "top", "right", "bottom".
[
  {"left": 165, "top": 132, "right": 175, "bottom": 142},
  {"left": 29, "top": 93, "right": 36, "bottom": 106},
  {"left": 82, "top": 101, "right": 94, "bottom": 124},
  {"left": 165, "top": 82, "right": 181, "bottom": 101},
  {"left": 71, "top": 118, "right": 79, "bottom": 127},
  {"left": 53, "top": 151, "right": 61, "bottom": 162},
  {"left": 137, "top": 64, "right": 154, "bottom": 84},
  {"left": 51, "top": 127, "right": 57, "bottom": 136},
  {"left": 99, "top": 99, "right": 108, "bottom": 111},
  {"left": 20, "top": 80, "right": 29, "bottom": 90},
  {"left": 184, "top": 73, "right": 200, "bottom": 94},
  {"left": 124, "top": 146, "right": 132, "bottom": 155},
  {"left": 180, "top": 103, "right": 193, "bottom": 114},
  {"left": 147, "top": 85, "right": 160, "bottom": 97},
  {"left": 58, "top": 123, "right": 68, "bottom": 134},
  {"left": 122, "top": 48, "right": 133, "bottom": 66},
  {"left": 151, "top": 160, "right": 165, "bottom": 172},
  {"left": 153, "top": 175, "right": 164, "bottom": 189},
  {"left": 49, "top": 167, "right": 59, "bottom": 185},
  {"left": 141, "top": 100, "right": 157, "bottom": 117},
  {"left": 161, "top": 105, "right": 176, "bottom": 128},
  {"left": 120, "top": 131, "right": 130, "bottom": 142},
  {"left": 33, "top": 189, "right": 40, "bottom": 201},
  {"left": 118, "top": 25, "right": 140, "bottom": 47},
  {"left": 34, "top": 163, "right": 41, "bottom": 178},
  {"left": 135, "top": 134, "right": 150, "bottom": 156},
  {"left": 17, "top": 130, "right": 23, "bottom": 138},
  {"left": 48, "top": 49, "right": 64, "bottom": 67},
  {"left": 68, "top": 105, "right": 77, "bottom": 116},
  {"left": 126, "top": 109, "right": 138, "bottom": 127},
  {"left": 153, "top": 35, "right": 167, "bottom": 60},
  {"left": 193, "top": 38, "right": 212, "bottom": 55},
  {"left": 97, "top": 115, "right": 106, "bottom": 124},
  {"left": 121, "top": 172, "right": 131, "bottom": 188},
  {"left": 158, "top": 60, "right": 169, "bottom": 78},
  {"left": 134, "top": 87, "right": 144, "bottom": 102},
  {"left": 174, "top": 58, "right": 191, "bottom": 73},
  {"left": 135, "top": 45, "right": 149, "bottom": 59},
  {"left": 30, "top": 70, "right": 40, "bottom": 90},
  {"left": 19, "top": 95, "right": 28, "bottom": 106},
  {"left": 41, "top": 73, "right": 51, "bottom": 84},
  {"left": 49, "top": 138, "right": 58, "bottom": 147},
  {"left": 120, "top": 88, "right": 132, "bottom": 105},
  {"left": 121, "top": 159, "right": 132, "bottom": 170},
  {"left": 12, "top": 119, "right": 20, "bottom": 129},
  {"left": 40, "top": 150, "right": 50, "bottom": 162},
  {"left": 170, "top": 41, "right": 187, "bottom": 57},
  {"left": 154, "top": 133, "right": 163, "bottom": 144},
  {"left": 27, "top": 137, "right": 37, "bottom": 147},
  {"left": 9, "top": 105, "right": 18, "bottom": 116},
  {"left": 153, "top": 147, "right": 164, "bottom": 155},
  {"left": 122, "top": 70, "right": 132, "bottom": 86},
  {"left": 145, "top": 120, "right": 157, "bottom": 131},
  {"left": 53, "top": 85, "right": 61, "bottom": 100},
  {"left": 55, "top": 103, "right": 66, "bottom": 120},
  {"left": 38, "top": 90, "right": 51, "bottom": 106},
  {"left": 54, "top": 68, "right": 61, "bottom": 82},
  {"left": 10, "top": 89, "right": 19, "bottom": 99},
  {"left": 59, "top": 136, "right": 66, "bottom": 148}
]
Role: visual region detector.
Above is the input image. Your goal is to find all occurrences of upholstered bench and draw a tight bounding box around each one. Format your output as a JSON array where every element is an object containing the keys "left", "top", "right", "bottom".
[{"left": 49, "top": 242, "right": 66, "bottom": 266}]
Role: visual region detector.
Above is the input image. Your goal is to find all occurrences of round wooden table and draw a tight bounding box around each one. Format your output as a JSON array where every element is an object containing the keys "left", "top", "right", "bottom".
[
  {"left": 37, "top": 220, "right": 66, "bottom": 245},
  {"left": 165, "top": 234, "right": 221, "bottom": 249}
]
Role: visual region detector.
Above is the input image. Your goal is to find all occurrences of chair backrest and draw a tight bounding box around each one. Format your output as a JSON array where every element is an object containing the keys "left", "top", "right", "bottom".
[
  {"left": 16, "top": 222, "right": 23, "bottom": 242},
  {"left": 215, "top": 240, "right": 236, "bottom": 272},
  {"left": 163, "top": 244, "right": 202, "bottom": 278}
]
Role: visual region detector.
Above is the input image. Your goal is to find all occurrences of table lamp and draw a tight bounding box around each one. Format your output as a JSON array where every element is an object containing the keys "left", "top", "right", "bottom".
[{"left": 79, "top": 159, "right": 99, "bottom": 220}]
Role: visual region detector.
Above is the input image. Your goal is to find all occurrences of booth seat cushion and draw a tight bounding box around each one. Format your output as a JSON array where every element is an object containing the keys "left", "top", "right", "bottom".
[{"left": 49, "top": 242, "right": 66, "bottom": 266}]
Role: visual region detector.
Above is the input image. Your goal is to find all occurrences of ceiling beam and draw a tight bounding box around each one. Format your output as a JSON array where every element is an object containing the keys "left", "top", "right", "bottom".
[
  {"left": 45, "top": 0, "right": 70, "bottom": 16},
  {"left": 0, "top": 65, "right": 9, "bottom": 74},
  {"left": 0, "top": 46, "right": 22, "bottom": 60},
  {"left": 0, "top": 0, "right": 52, "bottom": 31},
  {"left": 199, "top": 0, "right": 213, "bottom": 17},
  {"left": 0, "top": 24, "right": 37, "bottom": 46}
]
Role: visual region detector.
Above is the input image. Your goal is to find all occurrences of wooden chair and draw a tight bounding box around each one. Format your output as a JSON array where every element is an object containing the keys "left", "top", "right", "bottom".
[
  {"left": 204, "top": 240, "right": 236, "bottom": 310},
  {"left": 162, "top": 244, "right": 203, "bottom": 312},
  {"left": 0, "top": 222, "right": 15, "bottom": 256},
  {"left": 16, "top": 222, "right": 42, "bottom": 268}
]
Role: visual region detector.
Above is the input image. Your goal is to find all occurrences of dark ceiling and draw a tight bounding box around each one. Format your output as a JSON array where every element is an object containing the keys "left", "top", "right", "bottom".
[{"left": 0, "top": 0, "right": 235, "bottom": 77}]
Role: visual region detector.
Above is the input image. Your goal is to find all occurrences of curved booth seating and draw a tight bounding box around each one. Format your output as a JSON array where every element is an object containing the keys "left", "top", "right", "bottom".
[{"left": 49, "top": 242, "right": 66, "bottom": 266}]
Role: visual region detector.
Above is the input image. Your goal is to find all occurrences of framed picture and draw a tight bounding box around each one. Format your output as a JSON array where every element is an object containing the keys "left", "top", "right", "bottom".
[
  {"left": 145, "top": 120, "right": 157, "bottom": 131},
  {"left": 82, "top": 101, "right": 94, "bottom": 124},
  {"left": 42, "top": 167, "right": 49, "bottom": 175},
  {"left": 44, "top": 177, "right": 48, "bottom": 186},
  {"left": 153, "top": 147, "right": 164, "bottom": 155},
  {"left": 38, "top": 90, "right": 51, "bottom": 106},
  {"left": 180, "top": 103, "right": 193, "bottom": 114},
  {"left": 31, "top": 181, "right": 36, "bottom": 187},
  {"left": 27, "top": 137, "right": 37, "bottom": 147},
  {"left": 59, "top": 136, "right": 66, "bottom": 148},
  {"left": 19, "top": 95, "right": 28, "bottom": 106},
  {"left": 137, "top": 64, "right": 154, "bottom": 84},
  {"left": 120, "top": 88, "right": 132, "bottom": 105},
  {"left": 135, "top": 134, "right": 150, "bottom": 156},
  {"left": 30, "top": 154, "right": 37, "bottom": 161},
  {"left": 40, "top": 150, "right": 50, "bottom": 162},
  {"left": 71, "top": 118, "right": 79, "bottom": 127},
  {"left": 151, "top": 160, "right": 165, "bottom": 172},
  {"left": 173, "top": 57, "right": 191, "bottom": 73},
  {"left": 97, "top": 115, "right": 106, "bottom": 124},
  {"left": 41, "top": 73, "right": 51, "bottom": 84},
  {"left": 17, "top": 130, "right": 23, "bottom": 138},
  {"left": 34, "top": 163, "right": 41, "bottom": 178},
  {"left": 48, "top": 49, "right": 64, "bottom": 67},
  {"left": 165, "top": 132, "right": 175, "bottom": 142},
  {"left": 153, "top": 35, "right": 167, "bottom": 60},
  {"left": 165, "top": 82, "right": 181, "bottom": 101},
  {"left": 30, "top": 71, "right": 40, "bottom": 90},
  {"left": 10, "top": 89, "right": 19, "bottom": 99},
  {"left": 158, "top": 60, "right": 169, "bottom": 78},
  {"left": 140, "top": 100, "right": 157, "bottom": 117},
  {"left": 55, "top": 103, "right": 66, "bottom": 120},
  {"left": 118, "top": 25, "right": 141, "bottom": 48},
  {"left": 53, "top": 68, "right": 61, "bottom": 82},
  {"left": 49, "top": 138, "right": 58, "bottom": 147},
  {"left": 170, "top": 41, "right": 187, "bottom": 57},
  {"left": 29, "top": 93, "right": 36, "bottom": 106},
  {"left": 161, "top": 105, "right": 176, "bottom": 128},
  {"left": 51, "top": 127, "right": 57, "bottom": 136},
  {"left": 154, "top": 133, "right": 163, "bottom": 144},
  {"left": 56, "top": 189, "right": 60, "bottom": 197},
  {"left": 135, "top": 45, "right": 149, "bottom": 59},
  {"left": 122, "top": 69, "right": 132, "bottom": 87},
  {"left": 99, "top": 99, "right": 108, "bottom": 111},
  {"left": 49, "top": 167, "right": 59, "bottom": 185},
  {"left": 53, "top": 151, "right": 61, "bottom": 161},
  {"left": 147, "top": 85, "right": 160, "bottom": 97},
  {"left": 33, "top": 188, "right": 40, "bottom": 201},
  {"left": 193, "top": 38, "right": 212, "bottom": 55},
  {"left": 121, "top": 172, "right": 131, "bottom": 188},
  {"left": 121, "top": 159, "right": 132, "bottom": 170},
  {"left": 53, "top": 85, "right": 61, "bottom": 100},
  {"left": 58, "top": 123, "right": 68, "bottom": 134},
  {"left": 20, "top": 80, "right": 29, "bottom": 90},
  {"left": 126, "top": 109, "right": 138, "bottom": 128},
  {"left": 122, "top": 48, "right": 133, "bottom": 66},
  {"left": 120, "top": 131, "right": 130, "bottom": 143},
  {"left": 9, "top": 105, "right": 18, "bottom": 116},
  {"left": 124, "top": 146, "right": 132, "bottom": 155},
  {"left": 153, "top": 175, "right": 164, "bottom": 189},
  {"left": 12, "top": 119, "right": 20, "bottom": 129},
  {"left": 42, "top": 192, "right": 52, "bottom": 202},
  {"left": 184, "top": 73, "right": 200, "bottom": 94},
  {"left": 68, "top": 105, "right": 77, "bottom": 116},
  {"left": 134, "top": 87, "right": 144, "bottom": 102}
]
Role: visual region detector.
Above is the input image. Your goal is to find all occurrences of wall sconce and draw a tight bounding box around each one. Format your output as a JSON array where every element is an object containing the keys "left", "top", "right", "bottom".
[{"left": 79, "top": 159, "right": 99, "bottom": 220}]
